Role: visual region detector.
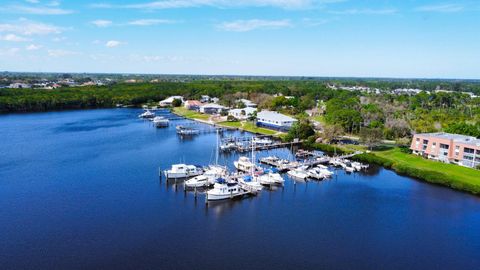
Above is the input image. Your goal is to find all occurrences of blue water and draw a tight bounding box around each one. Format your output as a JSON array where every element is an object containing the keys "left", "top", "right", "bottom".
[{"left": 1, "top": 109, "right": 479, "bottom": 270}]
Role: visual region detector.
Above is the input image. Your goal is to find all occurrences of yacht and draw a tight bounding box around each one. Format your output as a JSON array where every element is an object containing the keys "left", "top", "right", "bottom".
[
  {"left": 164, "top": 164, "right": 203, "bottom": 179},
  {"left": 287, "top": 166, "right": 309, "bottom": 180},
  {"left": 234, "top": 156, "right": 256, "bottom": 172},
  {"left": 251, "top": 137, "right": 272, "bottom": 146},
  {"left": 220, "top": 142, "right": 236, "bottom": 151},
  {"left": 185, "top": 165, "right": 227, "bottom": 188},
  {"left": 153, "top": 116, "right": 169, "bottom": 128},
  {"left": 258, "top": 169, "right": 284, "bottom": 185},
  {"left": 139, "top": 110, "right": 155, "bottom": 119},
  {"left": 176, "top": 126, "right": 200, "bottom": 135},
  {"left": 317, "top": 165, "right": 333, "bottom": 177},
  {"left": 207, "top": 178, "right": 242, "bottom": 201}
]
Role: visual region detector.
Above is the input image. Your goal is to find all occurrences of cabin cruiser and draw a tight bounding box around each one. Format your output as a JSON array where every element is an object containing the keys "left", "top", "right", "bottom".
[
  {"left": 153, "top": 116, "right": 169, "bottom": 127},
  {"left": 258, "top": 168, "right": 284, "bottom": 185},
  {"left": 260, "top": 156, "right": 280, "bottom": 165},
  {"left": 220, "top": 142, "right": 236, "bottom": 151},
  {"left": 184, "top": 165, "right": 227, "bottom": 188},
  {"left": 164, "top": 164, "right": 203, "bottom": 179},
  {"left": 207, "top": 178, "right": 242, "bottom": 201},
  {"left": 138, "top": 110, "right": 155, "bottom": 119},
  {"left": 234, "top": 156, "right": 256, "bottom": 172},
  {"left": 287, "top": 166, "right": 309, "bottom": 180}
]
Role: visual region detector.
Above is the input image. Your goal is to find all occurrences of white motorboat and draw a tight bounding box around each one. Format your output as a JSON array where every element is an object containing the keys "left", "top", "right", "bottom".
[
  {"left": 307, "top": 167, "right": 326, "bottom": 180},
  {"left": 164, "top": 164, "right": 203, "bottom": 179},
  {"left": 287, "top": 167, "right": 309, "bottom": 180},
  {"left": 317, "top": 165, "right": 334, "bottom": 177},
  {"left": 234, "top": 156, "right": 256, "bottom": 172},
  {"left": 344, "top": 165, "right": 355, "bottom": 173},
  {"left": 238, "top": 175, "right": 263, "bottom": 192},
  {"left": 207, "top": 179, "right": 242, "bottom": 201},
  {"left": 185, "top": 165, "right": 227, "bottom": 188},
  {"left": 139, "top": 110, "right": 155, "bottom": 119},
  {"left": 220, "top": 142, "right": 236, "bottom": 151},
  {"left": 153, "top": 116, "right": 169, "bottom": 127},
  {"left": 258, "top": 169, "right": 284, "bottom": 185}
]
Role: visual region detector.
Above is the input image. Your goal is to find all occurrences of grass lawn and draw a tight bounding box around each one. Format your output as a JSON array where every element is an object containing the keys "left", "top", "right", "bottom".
[
  {"left": 172, "top": 107, "right": 210, "bottom": 121},
  {"left": 311, "top": 115, "right": 326, "bottom": 124},
  {"left": 374, "top": 148, "right": 480, "bottom": 186},
  {"left": 218, "top": 121, "right": 278, "bottom": 136}
]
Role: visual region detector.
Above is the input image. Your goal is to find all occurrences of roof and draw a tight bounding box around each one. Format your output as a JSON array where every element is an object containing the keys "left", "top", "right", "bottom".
[
  {"left": 416, "top": 132, "right": 480, "bottom": 147},
  {"left": 160, "top": 96, "right": 184, "bottom": 103},
  {"left": 257, "top": 110, "right": 297, "bottom": 122},
  {"left": 229, "top": 107, "right": 256, "bottom": 114},
  {"left": 201, "top": 103, "right": 227, "bottom": 109},
  {"left": 185, "top": 100, "right": 202, "bottom": 106}
]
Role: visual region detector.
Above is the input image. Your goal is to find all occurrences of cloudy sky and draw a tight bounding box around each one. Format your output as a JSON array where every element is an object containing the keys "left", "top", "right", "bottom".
[{"left": 0, "top": 0, "right": 479, "bottom": 78}]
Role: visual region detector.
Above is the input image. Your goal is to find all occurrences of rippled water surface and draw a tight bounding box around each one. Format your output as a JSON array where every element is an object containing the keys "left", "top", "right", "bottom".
[{"left": 1, "top": 109, "right": 479, "bottom": 270}]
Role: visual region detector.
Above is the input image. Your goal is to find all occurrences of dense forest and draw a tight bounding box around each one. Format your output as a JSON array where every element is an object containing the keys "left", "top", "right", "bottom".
[{"left": 1, "top": 80, "right": 479, "bottom": 139}]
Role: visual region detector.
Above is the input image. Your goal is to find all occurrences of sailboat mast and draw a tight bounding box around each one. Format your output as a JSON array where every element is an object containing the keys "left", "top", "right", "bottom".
[{"left": 215, "top": 129, "right": 219, "bottom": 165}]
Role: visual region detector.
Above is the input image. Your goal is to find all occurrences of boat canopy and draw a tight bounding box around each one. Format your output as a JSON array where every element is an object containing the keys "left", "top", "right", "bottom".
[
  {"left": 243, "top": 175, "right": 252, "bottom": 182},
  {"left": 216, "top": 178, "right": 226, "bottom": 184}
]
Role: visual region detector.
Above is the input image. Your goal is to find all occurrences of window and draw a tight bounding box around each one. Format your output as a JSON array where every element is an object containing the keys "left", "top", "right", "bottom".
[
  {"left": 463, "top": 155, "right": 473, "bottom": 161},
  {"left": 476, "top": 150, "right": 480, "bottom": 155},
  {"left": 440, "top": 144, "right": 449, "bottom": 149},
  {"left": 416, "top": 138, "right": 420, "bottom": 141},
  {"left": 464, "top": 148, "right": 475, "bottom": 154},
  {"left": 423, "top": 139, "right": 429, "bottom": 144}
]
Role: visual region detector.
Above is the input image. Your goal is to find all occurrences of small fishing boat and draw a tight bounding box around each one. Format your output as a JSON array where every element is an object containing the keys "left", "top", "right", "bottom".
[
  {"left": 164, "top": 164, "right": 203, "bottom": 179},
  {"left": 153, "top": 116, "right": 169, "bottom": 127},
  {"left": 206, "top": 178, "right": 242, "bottom": 201},
  {"left": 138, "top": 110, "right": 155, "bottom": 119}
]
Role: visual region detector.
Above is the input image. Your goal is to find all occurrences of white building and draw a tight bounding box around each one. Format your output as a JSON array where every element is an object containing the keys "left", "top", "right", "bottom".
[
  {"left": 159, "top": 96, "right": 184, "bottom": 107},
  {"left": 228, "top": 107, "right": 257, "bottom": 120},
  {"left": 256, "top": 110, "right": 297, "bottom": 131},
  {"left": 199, "top": 103, "right": 228, "bottom": 115},
  {"left": 238, "top": 99, "right": 257, "bottom": 108}
]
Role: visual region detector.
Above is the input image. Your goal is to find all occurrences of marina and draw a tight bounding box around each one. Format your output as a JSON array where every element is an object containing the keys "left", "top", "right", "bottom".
[{"left": 1, "top": 108, "right": 480, "bottom": 270}]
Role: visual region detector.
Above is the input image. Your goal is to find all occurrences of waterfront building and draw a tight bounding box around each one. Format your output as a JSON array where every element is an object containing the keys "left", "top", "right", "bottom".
[
  {"left": 199, "top": 103, "right": 228, "bottom": 115},
  {"left": 159, "top": 96, "right": 184, "bottom": 107},
  {"left": 184, "top": 100, "right": 202, "bottom": 111},
  {"left": 228, "top": 107, "right": 257, "bottom": 120},
  {"left": 256, "top": 110, "right": 297, "bottom": 131},
  {"left": 410, "top": 132, "right": 480, "bottom": 168}
]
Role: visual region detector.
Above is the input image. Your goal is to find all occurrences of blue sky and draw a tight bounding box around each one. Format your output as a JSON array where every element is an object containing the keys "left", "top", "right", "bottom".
[{"left": 0, "top": 0, "right": 479, "bottom": 78}]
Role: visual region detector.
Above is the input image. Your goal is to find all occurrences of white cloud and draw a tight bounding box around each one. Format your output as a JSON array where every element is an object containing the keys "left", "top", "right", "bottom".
[
  {"left": 0, "top": 19, "right": 63, "bottom": 36},
  {"left": 127, "top": 19, "right": 176, "bottom": 26},
  {"left": 92, "top": 0, "right": 345, "bottom": 10},
  {"left": 105, "top": 40, "right": 122, "bottom": 48},
  {"left": 415, "top": 4, "right": 464, "bottom": 13},
  {"left": 329, "top": 8, "right": 397, "bottom": 15},
  {"left": 5, "top": 5, "right": 73, "bottom": 15},
  {"left": 218, "top": 19, "right": 292, "bottom": 32},
  {"left": 0, "top": 34, "right": 30, "bottom": 42},
  {"left": 26, "top": 44, "right": 42, "bottom": 50},
  {"left": 91, "top": 20, "right": 113, "bottom": 27},
  {"left": 0, "top": 47, "right": 21, "bottom": 56},
  {"left": 47, "top": 49, "right": 78, "bottom": 57}
]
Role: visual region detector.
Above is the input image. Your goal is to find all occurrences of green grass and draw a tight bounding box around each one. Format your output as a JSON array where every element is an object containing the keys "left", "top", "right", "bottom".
[
  {"left": 311, "top": 115, "right": 326, "bottom": 124},
  {"left": 218, "top": 121, "right": 278, "bottom": 136},
  {"left": 355, "top": 148, "right": 480, "bottom": 195},
  {"left": 172, "top": 107, "right": 210, "bottom": 121}
]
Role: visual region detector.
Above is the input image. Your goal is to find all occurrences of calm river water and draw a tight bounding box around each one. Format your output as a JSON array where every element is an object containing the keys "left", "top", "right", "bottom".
[{"left": 1, "top": 109, "right": 479, "bottom": 270}]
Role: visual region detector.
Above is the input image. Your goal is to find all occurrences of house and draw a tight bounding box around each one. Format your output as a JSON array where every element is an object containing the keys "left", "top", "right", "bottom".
[
  {"left": 238, "top": 99, "right": 257, "bottom": 108},
  {"left": 228, "top": 107, "right": 257, "bottom": 120},
  {"left": 8, "top": 83, "right": 31, "bottom": 89},
  {"left": 159, "top": 96, "right": 184, "bottom": 107},
  {"left": 256, "top": 110, "right": 297, "bottom": 131},
  {"left": 410, "top": 132, "right": 480, "bottom": 168},
  {"left": 199, "top": 103, "right": 228, "bottom": 115},
  {"left": 200, "top": 95, "right": 210, "bottom": 103},
  {"left": 184, "top": 100, "right": 202, "bottom": 111}
]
